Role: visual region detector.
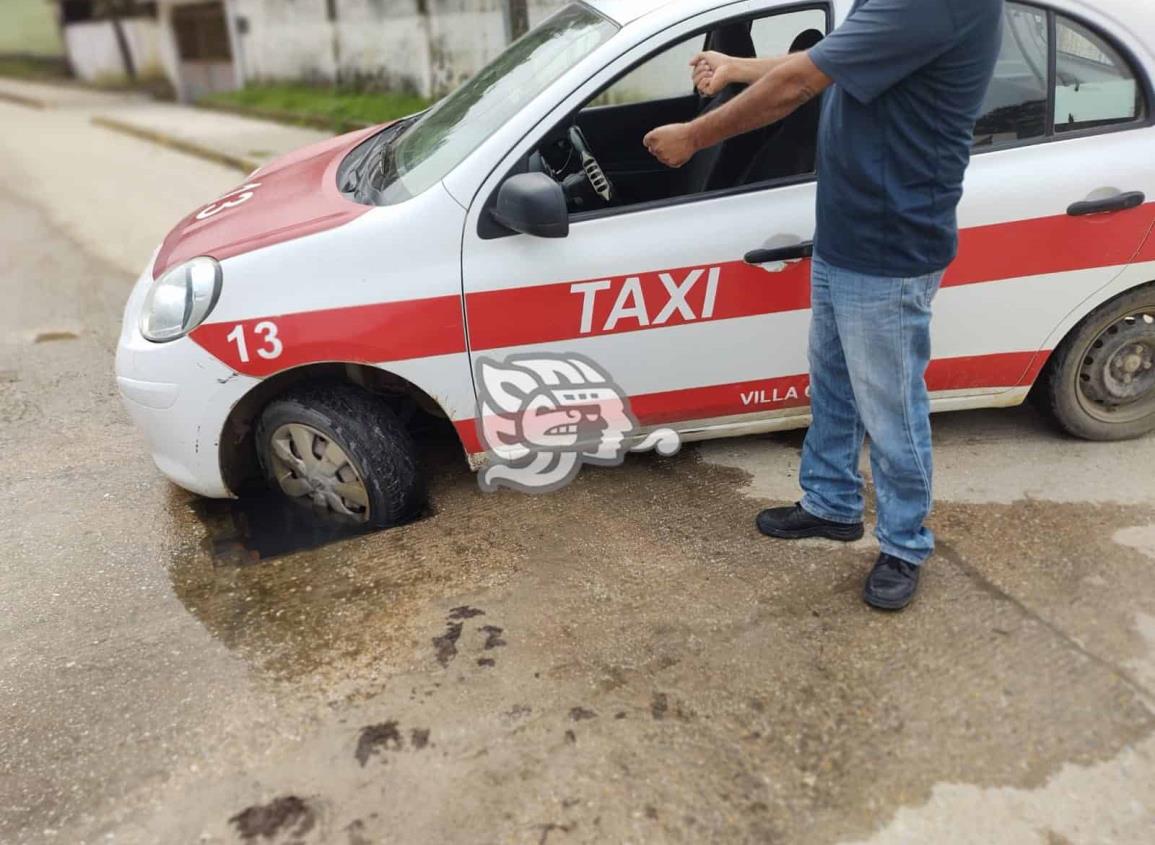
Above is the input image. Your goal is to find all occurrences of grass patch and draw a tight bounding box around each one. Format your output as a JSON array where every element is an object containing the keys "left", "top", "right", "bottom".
[
  {"left": 199, "top": 85, "right": 433, "bottom": 132},
  {"left": 0, "top": 0, "right": 63, "bottom": 57},
  {"left": 0, "top": 55, "right": 70, "bottom": 81}
]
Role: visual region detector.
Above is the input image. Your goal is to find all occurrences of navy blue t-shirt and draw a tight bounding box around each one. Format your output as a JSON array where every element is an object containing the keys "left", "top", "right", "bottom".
[{"left": 809, "top": 0, "right": 1004, "bottom": 277}]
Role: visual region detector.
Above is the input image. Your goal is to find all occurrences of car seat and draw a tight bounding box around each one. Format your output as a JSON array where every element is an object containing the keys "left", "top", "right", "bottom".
[
  {"left": 739, "top": 29, "right": 825, "bottom": 184},
  {"left": 674, "top": 22, "right": 764, "bottom": 195}
]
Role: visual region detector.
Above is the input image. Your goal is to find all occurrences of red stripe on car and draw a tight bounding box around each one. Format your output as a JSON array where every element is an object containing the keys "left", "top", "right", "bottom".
[
  {"left": 190, "top": 294, "right": 465, "bottom": 378},
  {"left": 188, "top": 205, "right": 1146, "bottom": 378},
  {"left": 466, "top": 203, "right": 1155, "bottom": 351}
]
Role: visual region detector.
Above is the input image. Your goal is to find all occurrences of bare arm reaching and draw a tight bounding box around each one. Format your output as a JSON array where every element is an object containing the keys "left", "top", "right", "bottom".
[
  {"left": 690, "top": 51, "right": 790, "bottom": 96},
  {"left": 646, "top": 50, "right": 832, "bottom": 168}
]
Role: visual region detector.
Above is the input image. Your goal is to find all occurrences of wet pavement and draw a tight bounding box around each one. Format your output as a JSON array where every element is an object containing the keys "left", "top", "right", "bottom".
[{"left": 3, "top": 97, "right": 1155, "bottom": 844}]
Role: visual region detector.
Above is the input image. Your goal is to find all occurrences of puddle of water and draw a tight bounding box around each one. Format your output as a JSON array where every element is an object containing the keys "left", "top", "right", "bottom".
[{"left": 191, "top": 493, "right": 380, "bottom": 566}]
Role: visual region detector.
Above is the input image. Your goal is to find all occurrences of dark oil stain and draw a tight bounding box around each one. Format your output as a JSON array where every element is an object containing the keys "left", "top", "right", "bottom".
[
  {"left": 569, "top": 707, "right": 596, "bottom": 721},
  {"left": 230, "top": 795, "right": 316, "bottom": 841},
  {"left": 563, "top": 729, "right": 576, "bottom": 744},
  {"left": 449, "top": 605, "right": 485, "bottom": 620},
  {"left": 477, "top": 657, "right": 496, "bottom": 668},
  {"left": 480, "top": 625, "right": 506, "bottom": 649},
  {"left": 410, "top": 728, "right": 430, "bottom": 749},
  {"left": 355, "top": 721, "right": 403, "bottom": 766},
  {"left": 650, "top": 692, "right": 669, "bottom": 720},
  {"left": 432, "top": 621, "right": 463, "bottom": 667},
  {"left": 650, "top": 691, "right": 693, "bottom": 722}
]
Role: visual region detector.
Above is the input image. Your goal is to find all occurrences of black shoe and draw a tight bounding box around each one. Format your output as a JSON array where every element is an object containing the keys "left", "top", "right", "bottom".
[
  {"left": 863, "top": 554, "right": 921, "bottom": 610},
  {"left": 755, "top": 503, "right": 864, "bottom": 542}
]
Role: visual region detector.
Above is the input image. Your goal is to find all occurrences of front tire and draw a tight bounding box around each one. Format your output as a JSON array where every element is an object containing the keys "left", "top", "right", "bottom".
[
  {"left": 255, "top": 383, "right": 424, "bottom": 528},
  {"left": 1039, "top": 285, "right": 1155, "bottom": 441}
]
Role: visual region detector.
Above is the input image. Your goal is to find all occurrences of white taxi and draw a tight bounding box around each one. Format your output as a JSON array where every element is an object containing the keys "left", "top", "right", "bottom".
[{"left": 116, "top": 0, "right": 1155, "bottom": 527}]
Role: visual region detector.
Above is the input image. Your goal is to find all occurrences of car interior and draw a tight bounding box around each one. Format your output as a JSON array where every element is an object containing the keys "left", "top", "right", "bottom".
[{"left": 525, "top": 19, "right": 827, "bottom": 216}]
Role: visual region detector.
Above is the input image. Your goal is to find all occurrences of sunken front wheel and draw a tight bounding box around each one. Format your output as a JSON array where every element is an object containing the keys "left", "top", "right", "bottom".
[
  {"left": 1039, "top": 285, "right": 1155, "bottom": 441},
  {"left": 255, "top": 383, "right": 424, "bottom": 528}
]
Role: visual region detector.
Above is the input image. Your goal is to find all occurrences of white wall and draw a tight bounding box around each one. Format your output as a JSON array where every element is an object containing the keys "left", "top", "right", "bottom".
[
  {"left": 62, "top": 19, "right": 165, "bottom": 84},
  {"left": 225, "top": 0, "right": 565, "bottom": 97}
]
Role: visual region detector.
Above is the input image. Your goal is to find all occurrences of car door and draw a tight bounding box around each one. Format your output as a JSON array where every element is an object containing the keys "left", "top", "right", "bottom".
[
  {"left": 461, "top": 2, "right": 832, "bottom": 442},
  {"left": 929, "top": 1, "right": 1155, "bottom": 397}
]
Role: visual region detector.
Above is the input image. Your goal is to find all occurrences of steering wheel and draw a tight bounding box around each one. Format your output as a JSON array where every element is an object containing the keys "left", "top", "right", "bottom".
[{"left": 568, "top": 126, "right": 615, "bottom": 203}]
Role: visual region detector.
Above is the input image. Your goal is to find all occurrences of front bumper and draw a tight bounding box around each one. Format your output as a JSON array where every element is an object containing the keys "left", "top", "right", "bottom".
[{"left": 115, "top": 261, "right": 260, "bottom": 498}]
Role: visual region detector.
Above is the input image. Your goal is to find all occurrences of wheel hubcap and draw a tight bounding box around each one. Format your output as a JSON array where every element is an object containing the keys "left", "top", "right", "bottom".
[
  {"left": 268, "top": 423, "right": 370, "bottom": 523},
  {"left": 1077, "top": 309, "right": 1155, "bottom": 423}
]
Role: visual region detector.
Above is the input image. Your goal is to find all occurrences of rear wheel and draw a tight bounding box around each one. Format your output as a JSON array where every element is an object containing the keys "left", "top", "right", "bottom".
[
  {"left": 1039, "top": 285, "right": 1155, "bottom": 441},
  {"left": 255, "top": 383, "right": 424, "bottom": 528}
]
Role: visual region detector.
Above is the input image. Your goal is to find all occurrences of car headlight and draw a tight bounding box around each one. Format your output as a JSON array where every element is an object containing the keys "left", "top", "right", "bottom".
[{"left": 140, "top": 257, "right": 222, "bottom": 342}]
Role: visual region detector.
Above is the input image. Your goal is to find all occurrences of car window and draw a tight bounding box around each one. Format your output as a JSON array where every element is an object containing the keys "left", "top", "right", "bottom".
[
  {"left": 381, "top": 3, "right": 617, "bottom": 205},
  {"left": 974, "top": 3, "right": 1146, "bottom": 150},
  {"left": 591, "top": 8, "right": 827, "bottom": 107},
  {"left": 1054, "top": 16, "right": 1140, "bottom": 132},
  {"left": 590, "top": 36, "right": 702, "bottom": 106},
  {"left": 750, "top": 9, "right": 826, "bottom": 57},
  {"left": 974, "top": 3, "right": 1049, "bottom": 147}
]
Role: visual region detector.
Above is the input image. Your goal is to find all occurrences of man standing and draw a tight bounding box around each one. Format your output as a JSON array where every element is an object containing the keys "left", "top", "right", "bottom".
[{"left": 644, "top": 0, "right": 1004, "bottom": 610}]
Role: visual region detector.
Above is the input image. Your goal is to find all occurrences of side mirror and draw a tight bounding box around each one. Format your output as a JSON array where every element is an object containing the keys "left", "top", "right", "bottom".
[{"left": 491, "top": 172, "right": 569, "bottom": 238}]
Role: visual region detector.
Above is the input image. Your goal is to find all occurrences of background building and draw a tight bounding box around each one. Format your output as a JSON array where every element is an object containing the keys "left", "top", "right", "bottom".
[{"left": 47, "top": 0, "right": 564, "bottom": 101}]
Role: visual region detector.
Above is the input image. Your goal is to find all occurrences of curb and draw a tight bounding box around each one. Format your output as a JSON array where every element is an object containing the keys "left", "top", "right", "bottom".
[
  {"left": 91, "top": 115, "right": 259, "bottom": 174},
  {"left": 0, "top": 89, "right": 48, "bottom": 109},
  {"left": 193, "top": 100, "right": 369, "bottom": 134}
]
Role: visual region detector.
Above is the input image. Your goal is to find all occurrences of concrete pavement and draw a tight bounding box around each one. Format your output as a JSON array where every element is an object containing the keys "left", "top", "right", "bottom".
[
  {"left": 90, "top": 102, "right": 331, "bottom": 174},
  {"left": 1, "top": 93, "right": 1155, "bottom": 845},
  {"left": 0, "top": 76, "right": 330, "bottom": 193}
]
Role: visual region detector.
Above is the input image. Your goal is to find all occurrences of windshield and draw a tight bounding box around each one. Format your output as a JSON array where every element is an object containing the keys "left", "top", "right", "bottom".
[{"left": 378, "top": 3, "right": 617, "bottom": 204}]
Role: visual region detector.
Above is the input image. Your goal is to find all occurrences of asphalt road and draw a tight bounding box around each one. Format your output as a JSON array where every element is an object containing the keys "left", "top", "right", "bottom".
[{"left": 2, "top": 96, "right": 1155, "bottom": 845}]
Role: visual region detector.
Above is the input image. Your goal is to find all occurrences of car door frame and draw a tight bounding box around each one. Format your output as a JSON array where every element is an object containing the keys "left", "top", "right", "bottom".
[
  {"left": 956, "top": 0, "right": 1155, "bottom": 387},
  {"left": 457, "top": 0, "right": 837, "bottom": 444},
  {"left": 464, "top": 0, "right": 834, "bottom": 230}
]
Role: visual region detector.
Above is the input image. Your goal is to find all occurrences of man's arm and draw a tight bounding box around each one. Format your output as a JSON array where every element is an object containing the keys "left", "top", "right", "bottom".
[
  {"left": 645, "top": 50, "right": 832, "bottom": 167},
  {"left": 691, "top": 51, "right": 791, "bottom": 95}
]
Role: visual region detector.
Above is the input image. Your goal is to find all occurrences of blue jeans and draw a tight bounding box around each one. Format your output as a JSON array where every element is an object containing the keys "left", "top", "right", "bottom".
[{"left": 799, "top": 255, "right": 944, "bottom": 565}]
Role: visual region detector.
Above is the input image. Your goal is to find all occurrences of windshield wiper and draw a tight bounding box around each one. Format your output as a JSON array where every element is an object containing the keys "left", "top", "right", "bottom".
[{"left": 340, "top": 143, "right": 377, "bottom": 193}]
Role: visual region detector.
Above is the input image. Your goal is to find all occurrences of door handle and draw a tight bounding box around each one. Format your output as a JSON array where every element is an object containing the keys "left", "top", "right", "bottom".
[
  {"left": 744, "top": 241, "right": 814, "bottom": 264},
  {"left": 1067, "top": 191, "right": 1145, "bottom": 216}
]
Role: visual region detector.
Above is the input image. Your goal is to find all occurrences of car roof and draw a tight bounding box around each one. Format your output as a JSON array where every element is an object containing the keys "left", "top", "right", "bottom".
[
  {"left": 587, "top": 0, "right": 1155, "bottom": 39},
  {"left": 586, "top": 0, "right": 731, "bottom": 26}
]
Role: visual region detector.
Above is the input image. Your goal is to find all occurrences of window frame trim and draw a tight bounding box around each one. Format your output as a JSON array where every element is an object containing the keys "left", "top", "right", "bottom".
[{"left": 972, "top": 1, "right": 1154, "bottom": 157}]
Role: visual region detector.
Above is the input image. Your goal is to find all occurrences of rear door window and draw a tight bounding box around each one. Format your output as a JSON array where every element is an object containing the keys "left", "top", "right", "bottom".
[
  {"left": 974, "top": 4, "right": 1049, "bottom": 146},
  {"left": 1054, "top": 16, "right": 1141, "bottom": 132},
  {"left": 974, "top": 3, "right": 1146, "bottom": 150}
]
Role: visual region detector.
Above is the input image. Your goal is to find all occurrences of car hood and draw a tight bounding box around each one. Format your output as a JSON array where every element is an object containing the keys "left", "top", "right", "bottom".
[{"left": 152, "top": 123, "right": 391, "bottom": 279}]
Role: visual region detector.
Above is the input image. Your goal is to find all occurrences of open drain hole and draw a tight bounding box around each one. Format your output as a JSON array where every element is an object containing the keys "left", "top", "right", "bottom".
[{"left": 191, "top": 492, "right": 388, "bottom": 565}]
